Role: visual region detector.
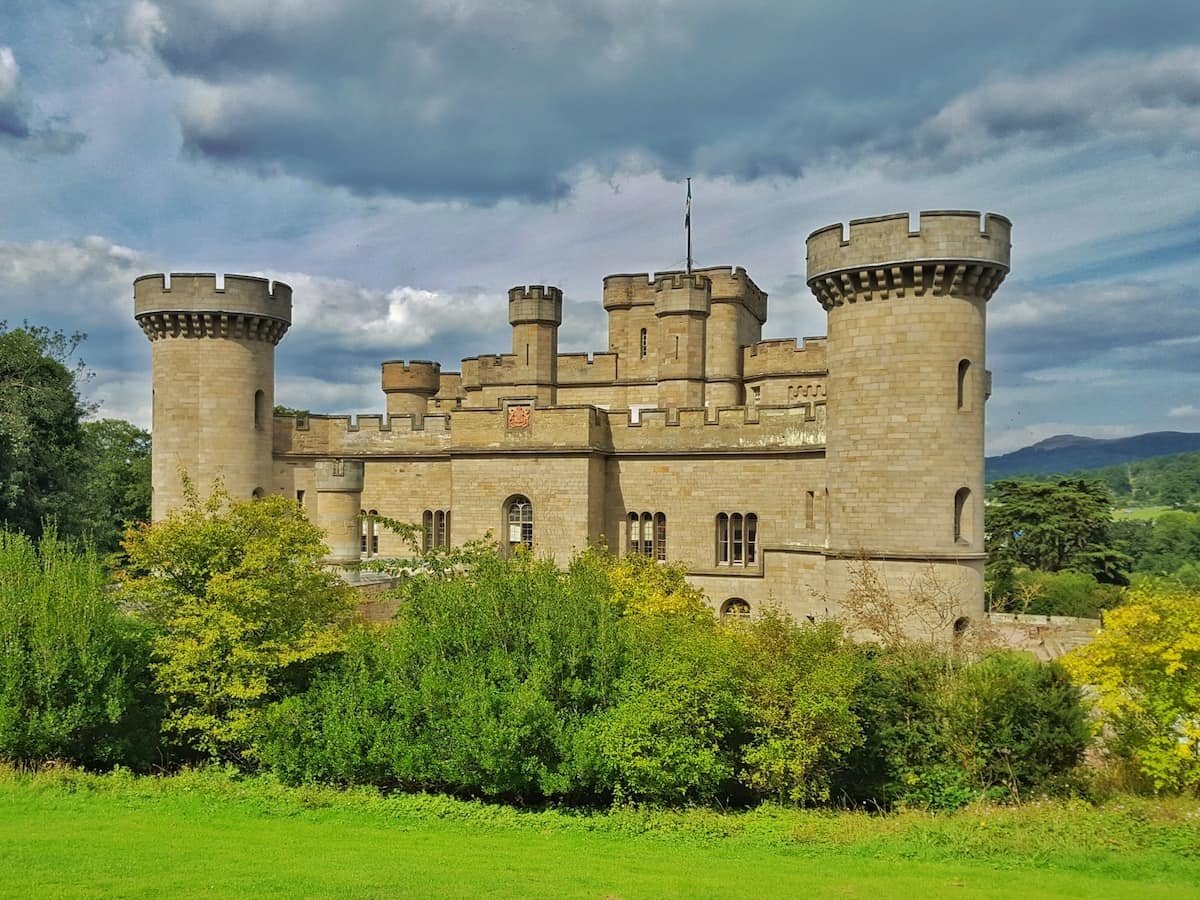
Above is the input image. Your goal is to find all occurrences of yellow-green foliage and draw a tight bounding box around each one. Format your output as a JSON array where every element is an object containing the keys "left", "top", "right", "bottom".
[
  {"left": 587, "top": 548, "right": 711, "bottom": 619},
  {"left": 118, "top": 484, "right": 354, "bottom": 761},
  {"left": 1064, "top": 580, "right": 1200, "bottom": 793}
]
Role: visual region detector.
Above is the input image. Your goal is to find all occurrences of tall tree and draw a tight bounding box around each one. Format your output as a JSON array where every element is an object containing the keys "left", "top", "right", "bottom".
[
  {"left": 986, "top": 478, "right": 1132, "bottom": 584},
  {"left": 76, "top": 419, "right": 152, "bottom": 553},
  {"left": 0, "top": 323, "right": 90, "bottom": 536}
]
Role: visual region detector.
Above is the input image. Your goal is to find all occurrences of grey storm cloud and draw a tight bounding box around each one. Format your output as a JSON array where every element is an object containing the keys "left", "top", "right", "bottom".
[
  {"left": 118, "top": 0, "right": 1200, "bottom": 203},
  {"left": 0, "top": 45, "right": 85, "bottom": 154}
]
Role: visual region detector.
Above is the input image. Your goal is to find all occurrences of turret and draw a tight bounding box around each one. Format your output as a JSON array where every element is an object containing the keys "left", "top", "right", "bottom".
[
  {"left": 806, "top": 211, "right": 1011, "bottom": 633},
  {"left": 381, "top": 360, "right": 440, "bottom": 421},
  {"left": 698, "top": 267, "right": 767, "bottom": 407},
  {"left": 313, "top": 458, "right": 365, "bottom": 566},
  {"left": 134, "top": 273, "right": 292, "bottom": 518},
  {"left": 654, "top": 273, "right": 711, "bottom": 408},
  {"left": 508, "top": 285, "right": 562, "bottom": 405}
]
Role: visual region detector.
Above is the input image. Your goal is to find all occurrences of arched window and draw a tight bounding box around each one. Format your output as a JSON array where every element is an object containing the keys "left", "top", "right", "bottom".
[
  {"left": 639, "top": 328, "right": 648, "bottom": 359},
  {"left": 360, "top": 509, "right": 368, "bottom": 554},
  {"left": 953, "top": 616, "right": 970, "bottom": 644},
  {"left": 251, "top": 487, "right": 264, "bottom": 499},
  {"left": 369, "top": 509, "right": 379, "bottom": 554},
  {"left": 436, "top": 510, "right": 449, "bottom": 548},
  {"left": 254, "top": 389, "right": 266, "bottom": 428},
  {"left": 716, "top": 512, "right": 759, "bottom": 566},
  {"left": 423, "top": 510, "right": 434, "bottom": 552},
  {"left": 654, "top": 513, "right": 667, "bottom": 561},
  {"left": 721, "top": 598, "right": 750, "bottom": 620},
  {"left": 957, "top": 359, "right": 972, "bottom": 411},
  {"left": 954, "top": 487, "right": 971, "bottom": 544},
  {"left": 640, "top": 512, "right": 653, "bottom": 556},
  {"left": 627, "top": 512, "right": 640, "bottom": 555},
  {"left": 506, "top": 495, "right": 533, "bottom": 552}
]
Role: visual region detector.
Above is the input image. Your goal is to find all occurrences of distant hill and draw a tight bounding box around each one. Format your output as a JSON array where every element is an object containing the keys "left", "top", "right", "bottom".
[{"left": 986, "top": 431, "right": 1200, "bottom": 481}]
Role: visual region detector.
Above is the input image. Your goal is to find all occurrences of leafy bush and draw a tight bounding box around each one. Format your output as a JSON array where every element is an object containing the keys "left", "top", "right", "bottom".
[
  {"left": 0, "top": 529, "right": 159, "bottom": 767},
  {"left": 993, "top": 569, "right": 1124, "bottom": 618},
  {"left": 119, "top": 485, "right": 354, "bottom": 762},
  {"left": 1063, "top": 579, "right": 1200, "bottom": 793}
]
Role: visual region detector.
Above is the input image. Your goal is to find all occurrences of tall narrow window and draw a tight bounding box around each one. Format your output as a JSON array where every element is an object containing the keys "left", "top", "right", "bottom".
[
  {"left": 627, "top": 512, "right": 640, "bottom": 555},
  {"left": 296, "top": 489, "right": 305, "bottom": 506},
  {"left": 954, "top": 487, "right": 971, "bottom": 544},
  {"left": 640, "top": 512, "right": 653, "bottom": 556},
  {"left": 674, "top": 335, "right": 680, "bottom": 359},
  {"left": 254, "top": 389, "right": 266, "bottom": 428},
  {"left": 423, "top": 510, "right": 434, "bottom": 551},
  {"left": 805, "top": 491, "right": 815, "bottom": 529},
  {"left": 506, "top": 495, "right": 533, "bottom": 552},
  {"left": 654, "top": 513, "right": 667, "bottom": 561},
  {"left": 639, "top": 328, "right": 648, "bottom": 359},
  {"left": 957, "top": 359, "right": 972, "bottom": 411},
  {"left": 435, "top": 510, "right": 448, "bottom": 548},
  {"left": 731, "top": 513, "right": 744, "bottom": 564},
  {"left": 368, "top": 509, "right": 379, "bottom": 555},
  {"left": 746, "top": 514, "right": 758, "bottom": 564},
  {"left": 361, "top": 509, "right": 369, "bottom": 554},
  {"left": 717, "top": 513, "right": 729, "bottom": 564}
]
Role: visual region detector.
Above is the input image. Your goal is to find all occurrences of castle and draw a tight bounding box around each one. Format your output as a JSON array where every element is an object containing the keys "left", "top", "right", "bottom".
[{"left": 134, "top": 209, "right": 1012, "bottom": 635}]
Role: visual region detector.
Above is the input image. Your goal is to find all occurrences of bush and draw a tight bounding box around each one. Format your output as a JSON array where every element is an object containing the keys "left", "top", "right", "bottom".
[
  {"left": 119, "top": 485, "right": 354, "bottom": 762},
  {"left": 0, "top": 529, "right": 159, "bottom": 768},
  {"left": 1063, "top": 579, "right": 1200, "bottom": 793},
  {"left": 257, "top": 548, "right": 626, "bottom": 802}
]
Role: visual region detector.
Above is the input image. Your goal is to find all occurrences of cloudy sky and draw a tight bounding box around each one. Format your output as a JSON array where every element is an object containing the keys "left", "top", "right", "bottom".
[{"left": 1, "top": 1, "right": 1198, "bottom": 453}]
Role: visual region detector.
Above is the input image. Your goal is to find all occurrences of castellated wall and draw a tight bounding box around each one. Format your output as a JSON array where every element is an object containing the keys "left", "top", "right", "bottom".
[{"left": 743, "top": 337, "right": 828, "bottom": 408}]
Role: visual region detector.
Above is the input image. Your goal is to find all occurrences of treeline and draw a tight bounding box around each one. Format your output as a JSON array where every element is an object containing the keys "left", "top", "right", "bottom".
[
  {"left": 0, "top": 323, "right": 150, "bottom": 553},
  {"left": 997, "top": 451, "right": 1200, "bottom": 510},
  {"left": 986, "top": 478, "right": 1200, "bottom": 617}
]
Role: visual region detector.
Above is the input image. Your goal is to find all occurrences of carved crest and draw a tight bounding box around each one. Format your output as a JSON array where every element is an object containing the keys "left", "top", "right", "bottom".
[{"left": 507, "top": 405, "right": 531, "bottom": 429}]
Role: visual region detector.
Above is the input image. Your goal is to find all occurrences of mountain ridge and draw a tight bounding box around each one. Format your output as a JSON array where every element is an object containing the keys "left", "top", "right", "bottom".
[{"left": 986, "top": 431, "right": 1200, "bottom": 480}]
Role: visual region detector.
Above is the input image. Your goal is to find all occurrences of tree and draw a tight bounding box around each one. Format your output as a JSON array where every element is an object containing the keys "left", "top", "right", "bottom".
[
  {"left": 1063, "top": 580, "right": 1200, "bottom": 793},
  {"left": 118, "top": 484, "right": 354, "bottom": 761},
  {"left": 0, "top": 528, "right": 160, "bottom": 768},
  {"left": 76, "top": 419, "right": 152, "bottom": 554},
  {"left": 0, "top": 323, "right": 90, "bottom": 536},
  {"left": 986, "top": 478, "right": 1131, "bottom": 584}
]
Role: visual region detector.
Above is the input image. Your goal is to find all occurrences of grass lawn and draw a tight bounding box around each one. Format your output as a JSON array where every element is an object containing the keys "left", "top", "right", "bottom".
[
  {"left": 2, "top": 769, "right": 1198, "bottom": 899},
  {"left": 1113, "top": 505, "right": 1173, "bottom": 521}
]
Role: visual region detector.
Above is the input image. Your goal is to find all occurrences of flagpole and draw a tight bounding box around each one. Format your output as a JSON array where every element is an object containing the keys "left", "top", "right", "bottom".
[{"left": 685, "top": 177, "right": 692, "bottom": 275}]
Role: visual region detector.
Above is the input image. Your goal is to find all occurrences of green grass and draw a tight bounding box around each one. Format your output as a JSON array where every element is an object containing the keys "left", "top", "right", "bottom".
[
  {"left": 1114, "top": 505, "right": 1173, "bottom": 521},
  {"left": 2, "top": 768, "right": 1198, "bottom": 899}
]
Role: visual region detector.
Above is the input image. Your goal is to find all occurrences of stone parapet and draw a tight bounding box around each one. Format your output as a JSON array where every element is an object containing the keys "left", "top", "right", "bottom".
[
  {"left": 743, "top": 337, "right": 828, "bottom": 379},
  {"left": 134, "top": 273, "right": 292, "bottom": 344},
  {"left": 556, "top": 352, "right": 619, "bottom": 384},
  {"left": 275, "top": 413, "right": 451, "bottom": 457},
  {"left": 381, "top": 360, "right": 441, "bottom": 396},
  {"left": 806, "top": 211, "right": 1011, "bottom": 310},
  {"left": 508, "top": 285, "right": 563, "bottom": 325},
  {"left": 654, "top": 273, "right": 711, "bottom": 317}
]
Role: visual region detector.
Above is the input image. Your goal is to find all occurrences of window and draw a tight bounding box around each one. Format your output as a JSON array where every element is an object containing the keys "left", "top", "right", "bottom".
[
  {"left": 805, "top": 491, "right": 815, "bottom": 528},
  {"left": 627, "top": 511, "right": 667, "bottom": 559},
  {"left": 957, "top": 359, "right": 972, "bottom": 411},
  {"left": 721, "top": 598, "right": 750, "bottom": 620},
  {"left": 251, "top": 487, "right": 264, "bottom": 499},
  {"left": 423, "top": 509, "right": 451, "bottom": 550},
  {"left": 506, "top": 495, "right": 533, "bottom": 552},
  {"left": 296, "top": 489, "right": 305, "bottom": 506},
  {"left": 254, "top": 389, "right": 266, "bottom": 428},
  {"left": 639, "top": 328, "right": 648, "bottom": 359},
  {"left": 369, "top": 509, "right": 379, "bottom": 555},
  {"left": 750, "top": 386, "right": 761, "bottom": 406},
  {"left": 360, "top": 509, "right": 368, "bottom": 554},
  {"left": 716, "top": 512, "right": 758, "bottom": 566},
  {"left": 954, "top": 487, "right": 971, "bottom": 544}
]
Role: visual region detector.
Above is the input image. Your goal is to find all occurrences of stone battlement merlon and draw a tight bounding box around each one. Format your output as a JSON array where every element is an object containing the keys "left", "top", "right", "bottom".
[
  {"left": 806, "top": 211, "right": 1011, "bottom": 310},
  {"left": 743, "top": 337, "right": 829, "bottom": 378}
]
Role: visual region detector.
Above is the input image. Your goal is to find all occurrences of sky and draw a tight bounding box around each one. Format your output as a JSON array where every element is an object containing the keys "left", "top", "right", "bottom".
[{"left": 1, "top": 1, "right": 1198, "bottom": 455}]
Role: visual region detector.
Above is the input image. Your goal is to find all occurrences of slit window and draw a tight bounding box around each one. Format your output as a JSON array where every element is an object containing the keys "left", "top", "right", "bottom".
[
  {"left": 254, "top": 389, "right": 266, "bottom": 428},
  {"left": 954, "top": 487, "right": 971, "bottom": 544},
  {"left": 639, "top": 328, "right": 648, "bottom": 359},
  {"left": 957, "top": 359, "right": 972, "bottom": 411}
]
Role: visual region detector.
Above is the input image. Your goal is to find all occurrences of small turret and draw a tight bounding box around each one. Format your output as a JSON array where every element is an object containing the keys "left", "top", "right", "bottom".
[
  {"left": 314, "top": 458, "right": 365, "bottom": 566},
  {"left": 381, "top": 360, "right": 441, "bottom": 421},
  {"left": 654, "top": 273, "right": 711, "bottom": 408},
  {"left": 508, "top": 285, "right": 562, "bottom": 405}
]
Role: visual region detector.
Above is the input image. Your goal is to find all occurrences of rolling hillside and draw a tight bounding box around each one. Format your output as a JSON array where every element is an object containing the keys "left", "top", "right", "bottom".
[{"left": 986, "top": 431, "right": 1200, "bottom": 481}]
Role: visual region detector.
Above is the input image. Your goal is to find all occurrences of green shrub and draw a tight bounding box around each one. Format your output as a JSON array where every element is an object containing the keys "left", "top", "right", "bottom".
[{"left": 0, "top": 529, "right": 160, "bottom": 767}]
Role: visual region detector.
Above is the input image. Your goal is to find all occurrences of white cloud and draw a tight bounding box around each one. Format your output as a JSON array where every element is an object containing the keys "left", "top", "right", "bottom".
[{"left": 1169, "top": 404, "right": 1200, "bottom": 418}]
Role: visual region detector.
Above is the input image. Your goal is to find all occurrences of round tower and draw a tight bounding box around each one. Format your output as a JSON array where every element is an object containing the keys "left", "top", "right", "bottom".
[
  {"left": 134, "top": 273, "right": 292, "bottom": 519},
  {"left": 806, "top": 211, "right": 1011, "bottom": 629},
  {"left": 655, "top": 272, "right": 711, "bottom": 408},
  {"left": 314, "top": 459, "right": 365, "bottom": 565},
  {"left": 508, "top": 285, "right": 562, "bottom": 405},
  {"left": 381, "top": 360, "right": 440, "bottom": 420}
]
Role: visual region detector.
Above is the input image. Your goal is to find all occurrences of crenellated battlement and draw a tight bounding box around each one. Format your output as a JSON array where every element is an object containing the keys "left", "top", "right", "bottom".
[
  {"left": 134, "top": 273, "right": 292, "bottom": 343},
  {"left": 806, "top": 211, "right": 1011, "bottom": 310},
  {"left": 556, "top": 351, "right": 619, "bottom": 384},
  {"left": 381, "top": 359, "right": 441, "bottom": 395},
  {"left": 654, "top": 272, "right": 711, "bottom": 317},
  {"left": 604, "top": 403, "right": 826, "bottom": 452},
  {"left": 743, "top": 337, "right": 829, "bottom": 378},
  {"left": 274, "top": 412, "right": 452, "bottom": 458},
  {"left": 508, "top": 284, "right": 563, "bottom": 325}
]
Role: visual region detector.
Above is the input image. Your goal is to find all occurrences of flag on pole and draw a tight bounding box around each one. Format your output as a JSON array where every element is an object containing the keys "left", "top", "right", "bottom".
[{"left": 684, "top": 177, "right": 691, "bottom": 230}]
